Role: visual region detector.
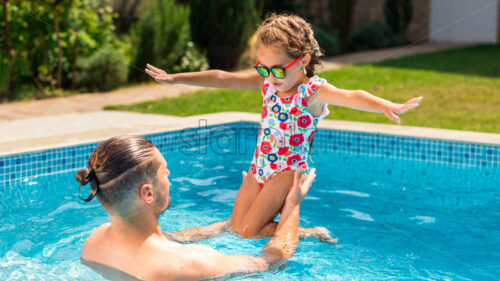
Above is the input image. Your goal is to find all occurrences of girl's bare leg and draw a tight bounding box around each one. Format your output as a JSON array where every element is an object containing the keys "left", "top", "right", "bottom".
[
  {"left": 237, "top": 170, "right": 296, "bottom": 238},
  {"left": 230, "top": 168, "right": 262, "bottom": 233},
  {"left": 230, "top": 169, "right": 337, "bottom": 243}
]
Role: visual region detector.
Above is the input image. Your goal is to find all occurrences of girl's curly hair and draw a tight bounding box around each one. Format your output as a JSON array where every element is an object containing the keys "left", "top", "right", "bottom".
[{"left": 255, "top": 13, "right": 323, "bottom": 77}]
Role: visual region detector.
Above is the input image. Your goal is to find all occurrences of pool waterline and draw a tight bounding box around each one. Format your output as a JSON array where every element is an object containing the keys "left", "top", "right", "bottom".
[
  {"left": 1, "top": 119, "right": 499, "bottom": 187},
  {"left": 1, "top": 111, "right": 499, "bottom": 157}
]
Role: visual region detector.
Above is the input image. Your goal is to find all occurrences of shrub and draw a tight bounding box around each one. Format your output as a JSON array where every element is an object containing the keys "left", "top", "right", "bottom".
[
  {"left": 189, "top": 0, "right": 259, "bottom": 70},
  {"left": 384, "top": 0, "right": 413, "bottom": 41},
  {"left": 347, "top": 22, "right": 402, "bottom": 52},
  {"left": 328, "top": 0, "right": 357, "bottom": 50},
  {"left": 0, "top": 0, "right": 118, "bottom": 98},
  {"left": 259, "top": 0, "right": 299, "bottom": 18},
  {"left": 77, "top": 46, "right": 128, "bottom": 92},
  {"left": 312, "top": 26, "right": 341, "bottom": 57},
  {"left": 173, "top": 41, "right": 209, "bottom": 73},
  {"left": 129, "top": 0, "right": 207, "bottom": 81},
  {"left": 0, "top": 51, "right": 9, "bottom": 100}
]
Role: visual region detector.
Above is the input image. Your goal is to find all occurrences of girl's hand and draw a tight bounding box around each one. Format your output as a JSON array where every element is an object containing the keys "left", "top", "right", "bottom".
[
  {"left": 145, "top": 64, "right": 176, "bottom": 84},
  {"left": 383, "top": 96, "right": 423, "bottom": 124}
]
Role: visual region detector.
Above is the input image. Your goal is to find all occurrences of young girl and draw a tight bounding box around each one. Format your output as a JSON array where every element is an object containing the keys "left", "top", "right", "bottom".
[{"left": 146, "top": 14, "right": 422, "bottom": 240}]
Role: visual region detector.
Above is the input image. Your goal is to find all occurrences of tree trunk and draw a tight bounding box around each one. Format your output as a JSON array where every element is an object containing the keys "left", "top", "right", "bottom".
[
  {"left": 33, "top": 4, "right": 55, "bottom": 92},
  {"left": 2, "top": 1, "right": 46, "bottom": 97},
  {"left": 329, "top": 0, "right": 357, "bottom": 51},
  {"left": 72, "top": 33, "right": 78, "bottom": 90},
  {"left": 1, "top": 0, "right": 13, "bottom": 100},
  {"left": 257, "top": 0, "right": 264, "bottom": 17},
  {"left": 54, "top": 9, "right": 63, "bottom": 89},
  {"left": 130, "top": 0, "right": 141, "bottom": 12},
  {"left": 19, "top": 57, "right": 47, "bottom": 96}
]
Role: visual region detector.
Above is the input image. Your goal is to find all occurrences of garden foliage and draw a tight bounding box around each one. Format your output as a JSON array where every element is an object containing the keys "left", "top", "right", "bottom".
[
  {"left": 348, "top": 22, "right": 403, "bottom": 52},
  {"left": 312, "top": 26, "right": 341, "bottom": 57},
  {"left": 76, "top": 46, "right": 128, "bottom": 92},
  {"left": 189, "top": 0, "right": 259, "bottom": 70},
  {"left": 0, "top": 0, "right": 122, "bottom": 99},
  {"left": 384, "top": 0, "right": 413, "bottom": 41},
  {"left": 129, "top": 0, "right": 207, "bottom": 81},
  {"left": 328, "top": 0, "right": 357, "bottom": 50}
]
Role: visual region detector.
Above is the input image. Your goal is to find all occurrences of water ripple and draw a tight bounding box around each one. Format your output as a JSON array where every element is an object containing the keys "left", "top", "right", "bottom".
[
  {"left": 172, "top": 176, "right": 227, "bottom": 186},
  {"left": 42, "top": 232, "right": 87, "bottom": 258},
  {"left": 334, "top": 190, "right": 371, "bottom": 197},
  {"left": 0, "top": 251, "right": 101, "bottom": 280},
  {"left": 47, "top": 202, "right": 94, "bottom": 218},
  {"left": 409, "top": 216, "right": 436, "bottom": 224},
  {"left": 197, "top": 189, "right": 237, "bottom": 204},
  {"left": 340, "top": 208, "right": 374, "bottom": 222}
]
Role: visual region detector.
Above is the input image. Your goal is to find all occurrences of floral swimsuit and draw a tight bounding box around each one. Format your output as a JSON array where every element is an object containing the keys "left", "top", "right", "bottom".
[{"left": 250, "top": 75, "right": 329, "bottom": 187}]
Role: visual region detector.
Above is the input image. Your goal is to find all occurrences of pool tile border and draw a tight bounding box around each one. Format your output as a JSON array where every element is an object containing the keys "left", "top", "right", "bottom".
[{"left": 1, "top": 121, "right": 498, "bottom": 186}]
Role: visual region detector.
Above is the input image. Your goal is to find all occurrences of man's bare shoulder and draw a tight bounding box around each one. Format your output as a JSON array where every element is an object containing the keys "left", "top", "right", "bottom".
[
  {"left": 81, "top": 223, "right": 110, "bottom": 260},
  {"left": 81, "top": 226, "right": 253, "bottom": 280},
  {"left": 82, "top": 228, "right": 190, "bottom": 280}
]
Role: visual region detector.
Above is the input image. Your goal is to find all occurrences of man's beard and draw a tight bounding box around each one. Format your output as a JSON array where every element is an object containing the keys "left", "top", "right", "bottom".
[{"left": 153, "top": 187, "right": 170, "bottom": 218}]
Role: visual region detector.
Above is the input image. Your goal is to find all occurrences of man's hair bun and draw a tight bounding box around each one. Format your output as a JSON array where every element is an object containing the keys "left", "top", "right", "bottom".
[{"left": 76, "top": 167, "right": 94, "bottom": 186}]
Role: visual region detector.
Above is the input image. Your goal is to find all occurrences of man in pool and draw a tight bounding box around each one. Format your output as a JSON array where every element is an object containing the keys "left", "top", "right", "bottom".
[{"left": 76, "top": 135, "right": 317, "bottom": 281}]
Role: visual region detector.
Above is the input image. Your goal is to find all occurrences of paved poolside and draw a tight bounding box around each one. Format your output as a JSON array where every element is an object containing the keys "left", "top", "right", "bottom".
[{"left": 1, "top": 111, "right": 499, "bottom": 156}]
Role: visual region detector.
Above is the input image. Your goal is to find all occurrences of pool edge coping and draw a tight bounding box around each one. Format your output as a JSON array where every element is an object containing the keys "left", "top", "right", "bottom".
[{"left": 1, "top": 111, "right": 499, "bottom": 157}]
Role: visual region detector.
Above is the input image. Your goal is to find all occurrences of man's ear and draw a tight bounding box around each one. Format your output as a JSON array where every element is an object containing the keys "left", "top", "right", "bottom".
[{"left": 139, "top": 183, "right": 154, "bottom": 204}]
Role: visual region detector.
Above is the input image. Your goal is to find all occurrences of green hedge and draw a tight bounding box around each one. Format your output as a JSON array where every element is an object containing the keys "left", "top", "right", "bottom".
[
  {"left": 129, "top": 0, "right": 207, "bottom": 81},
  {"left": 312, "top": 26, "right": 341, "bottom": 57},
  {"left": 0, "top": 0, "right": 119, "bottom": 99},
  {"left": 77, "top": 46, "right": 128, "bottom": 92},
  {"left": 189, "top": 0, "right": 259, "bottom": 70},
  {"left": 348, "top": 22, "right": 403, "bottom": 52}
]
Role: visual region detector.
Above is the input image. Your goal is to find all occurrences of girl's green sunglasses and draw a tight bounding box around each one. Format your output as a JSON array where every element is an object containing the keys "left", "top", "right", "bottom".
[{"left": 254, "top": 56, "right": 303, "bottom": 79}]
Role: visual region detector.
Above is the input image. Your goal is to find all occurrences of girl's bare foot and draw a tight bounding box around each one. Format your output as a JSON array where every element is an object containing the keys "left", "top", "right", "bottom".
[{"left": 299, "top": 226, "right": 338, "bottom": 244}]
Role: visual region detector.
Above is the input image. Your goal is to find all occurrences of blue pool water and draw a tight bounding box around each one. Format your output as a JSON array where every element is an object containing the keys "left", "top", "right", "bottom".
[{"left": 1, "top": 123, "right": 499, "bottom": 280}]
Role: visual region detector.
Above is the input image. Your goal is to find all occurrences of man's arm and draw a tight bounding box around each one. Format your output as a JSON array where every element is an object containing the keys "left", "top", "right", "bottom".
[
  {"left": 165, "top": 169, "right": 315, "bottom": 281},
  {"left": 163, "top": 219, "right": 230, "bottom": 243},
  {"left": 260, "top": 168, "right": 315, "bottom": 263}
]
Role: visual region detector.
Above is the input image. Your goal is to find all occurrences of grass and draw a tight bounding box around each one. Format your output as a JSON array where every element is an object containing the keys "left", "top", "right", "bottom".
[
  {"left": 106, "top": 44, "right": 500, "bottom": 133},
  {"left": 377, "top": 44, "right": 500, "bottom": 78}
]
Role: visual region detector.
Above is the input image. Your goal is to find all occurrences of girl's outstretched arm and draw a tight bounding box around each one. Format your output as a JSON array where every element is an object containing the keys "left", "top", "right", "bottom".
[
  {"left": 314, "top": 83, "right": 423, "bottom": 124},
  {"left": 145, "top": 64, "right": 264, "bottom": 90}
]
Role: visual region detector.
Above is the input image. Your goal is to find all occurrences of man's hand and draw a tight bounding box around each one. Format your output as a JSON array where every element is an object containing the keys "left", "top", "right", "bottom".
[
  {"left": 286, "top": 168, "right": 316, "bottom": 205},
  {"left": 145, "top": 64, "right": 176, "bottom": 84},
  {"left": 383, "top": 96, "right": 423, "bottom": 124}
]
